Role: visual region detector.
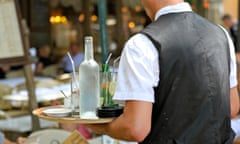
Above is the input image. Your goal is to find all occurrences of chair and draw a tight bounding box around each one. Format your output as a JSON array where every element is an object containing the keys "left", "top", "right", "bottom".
[
  {"left": 0, "top": 84, "right": 12, "bottom": 96},
  {"left": 0, "top": 84, "right": 12, "bottom": 110},
  {"left": 5, "top": 69, "right": 24, "bottom": 78},
  {"left": 40, "top": 64, "right": 58, "bottom": 77},
  {"left": 36, "top": 79, "right": 61, "bottom": 88},
  {"left": 0, "top": 110, "right": 10, "bottom": 120}
]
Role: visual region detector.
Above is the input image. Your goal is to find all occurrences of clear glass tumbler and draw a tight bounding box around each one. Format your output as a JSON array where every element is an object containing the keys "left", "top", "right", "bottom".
[{"left": 71, "top": 72, "right": 80, "bottom": 117}]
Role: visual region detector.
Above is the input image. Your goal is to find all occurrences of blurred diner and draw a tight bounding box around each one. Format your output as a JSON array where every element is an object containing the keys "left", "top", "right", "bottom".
[
  {"left": 0, "top": 67, "right": 10, "bottom": 79},
  {"left": 222, "top": 14, "right": 240, "bottom": 52},
  {"left": 58, "top": 42, "right": 84, "bottom": 74},
  {"left": 0, "top": 131, "right": 26, "bottom": 144},
  {"left": 34, "top": 45, "right": 55, "bottom": 76}
]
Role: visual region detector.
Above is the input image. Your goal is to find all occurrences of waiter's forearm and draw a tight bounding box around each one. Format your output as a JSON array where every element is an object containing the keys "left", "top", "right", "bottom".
[
  {"left": 230, "top": 86, "right": 240, "bottom": 118},
  {"left": 86, "top": 101, "right": 152, "bottom": 142},
  {"left": 86, "top": 114, "right": 142, "bottom": 141}
]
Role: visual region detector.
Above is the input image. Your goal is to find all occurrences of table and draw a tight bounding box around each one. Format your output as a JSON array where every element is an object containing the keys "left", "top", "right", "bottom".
[
  {"left": 33, "top": 105, "right": 114, "bottom": 124},
  {"left": 1, "top": 77, "right": 71, "bottom": 104},
  {"left": 3, "top": 86, "right": 70, "bottom": 102},
  {"left": 0, "top": 115, "right": 58, "bottom": 133},
  {"left": 0, "top": 77, "right": 50, "bottom": 87}
]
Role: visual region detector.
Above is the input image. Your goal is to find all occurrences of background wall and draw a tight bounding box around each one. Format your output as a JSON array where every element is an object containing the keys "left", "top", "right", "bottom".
[{"left": 222, "top": 0, "right": 238, "bottom": 20}]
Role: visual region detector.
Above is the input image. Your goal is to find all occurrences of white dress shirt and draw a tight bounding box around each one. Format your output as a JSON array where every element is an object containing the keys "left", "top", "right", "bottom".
[
  {"left": 114, "top": 2, "right": 237, "bottom": 144},
  {"left": 113, "top": 2, "right": 237, "bottom": 103}
]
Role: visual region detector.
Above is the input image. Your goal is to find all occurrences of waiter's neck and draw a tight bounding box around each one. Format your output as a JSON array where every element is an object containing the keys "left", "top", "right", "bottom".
[{"left": 151, "top": 0, "right": 184, "bottom": 20}]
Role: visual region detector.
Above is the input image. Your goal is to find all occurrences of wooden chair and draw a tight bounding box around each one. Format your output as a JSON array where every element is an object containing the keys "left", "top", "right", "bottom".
[
  {"left": 0, "top": 84, "right": 13, "bottom": 110},
  {"left": 40, "top": 64, "right": 58, "bottom": 77},
  {"left": 5, "top": 70, "right": 24, "bottom": 78}
]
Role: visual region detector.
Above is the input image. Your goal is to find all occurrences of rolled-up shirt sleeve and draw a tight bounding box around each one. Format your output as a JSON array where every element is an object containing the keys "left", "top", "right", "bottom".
[
  {"left": 225, "top": 28, "right": 238, "bottom": 88},
  {"left": 219, "top": 25, "right": 238, "bottom": 88},
  {"left": 113, "top": 34, "right": 158, "bottom": 103}
]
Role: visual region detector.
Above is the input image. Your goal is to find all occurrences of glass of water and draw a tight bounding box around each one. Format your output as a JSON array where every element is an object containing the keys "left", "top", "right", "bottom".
[{"left": 71, "top": 72, "right": 80, "bottom": 117}]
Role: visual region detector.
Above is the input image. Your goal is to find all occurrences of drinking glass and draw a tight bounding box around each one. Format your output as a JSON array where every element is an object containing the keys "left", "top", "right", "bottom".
[
  {"left": 64, "top": 96, "right": 71, "bottom": 109},
  {"left": 100, "top": 71, "right": 110, "bottom": 107},
  {"left": 71, "top": 72, "right": 80, "bottom": 117},
  {"left": 109, "top": 72, "right": 118, "bottom": 106},
  {"left": 109, "top": 72, "right": 117, "bottom": 97}
]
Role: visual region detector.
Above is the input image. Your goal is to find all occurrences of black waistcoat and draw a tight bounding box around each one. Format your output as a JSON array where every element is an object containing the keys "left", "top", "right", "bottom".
[{"left": 140, "top": 12, "right": 234, "bottom": 144}]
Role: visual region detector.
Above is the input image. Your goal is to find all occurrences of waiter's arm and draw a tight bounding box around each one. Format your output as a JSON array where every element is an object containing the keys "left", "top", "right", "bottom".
[
  {"left": 230, "top": 86, "right": 239, "bottom": 118},
  {"left": 86, "top": 100, "right": 152, "bottom": 142}
]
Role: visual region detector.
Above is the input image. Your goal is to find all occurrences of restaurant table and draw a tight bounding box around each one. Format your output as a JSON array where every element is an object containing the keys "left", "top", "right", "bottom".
[
  {"left": 0, "top": 76, "right": 71, "bottom": 105},
  {"left": 0, "top": 77, "right": 51, "bottom": 87},
  {"left": 231, "top": 116, "right": 240, "bottom": 138},
  {"left": 0, "top": 115, "right": 58, "bottom": 133},
  {"left": 3, "top": 86, "right": 70, "bottom": 102}
]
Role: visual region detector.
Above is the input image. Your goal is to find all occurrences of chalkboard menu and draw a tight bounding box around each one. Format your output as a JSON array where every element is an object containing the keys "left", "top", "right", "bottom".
[{"left": 0, "top": 0, "right": 29, "bottom": 65}]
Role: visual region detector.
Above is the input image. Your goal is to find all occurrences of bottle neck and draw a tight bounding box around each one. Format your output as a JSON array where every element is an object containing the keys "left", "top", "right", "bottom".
[{"left": 84, "top": 36, "right": 94, "bottom": 60}]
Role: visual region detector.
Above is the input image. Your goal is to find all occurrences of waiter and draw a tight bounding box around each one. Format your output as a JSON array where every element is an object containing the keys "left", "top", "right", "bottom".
[{"left": 87, "top": 0, "right": 240, "bottom": 143}]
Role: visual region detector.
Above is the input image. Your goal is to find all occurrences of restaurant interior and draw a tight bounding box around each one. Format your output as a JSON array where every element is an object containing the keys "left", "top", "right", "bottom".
[{"left": 0, "top": 0, "right": 238, "bottom": 143}]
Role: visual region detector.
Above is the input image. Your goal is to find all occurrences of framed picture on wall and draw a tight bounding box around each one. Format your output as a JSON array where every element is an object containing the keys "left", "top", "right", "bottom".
[{"left": 0, "top": 0, "right": 29, "bottom": 65}]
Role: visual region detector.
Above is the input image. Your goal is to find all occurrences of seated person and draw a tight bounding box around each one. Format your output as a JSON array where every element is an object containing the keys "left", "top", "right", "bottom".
[
  {"left": 35, "top": 45, "right": 54, "bottom": 75},
  {"left": 58, "top": 42, "right": 84, "bottom": 73},
  {"left": 0, "top": 66, "right": 10, "bottom": 79},
  {"left": 0, "top": 131, "right": 26, "bottom": 144}
]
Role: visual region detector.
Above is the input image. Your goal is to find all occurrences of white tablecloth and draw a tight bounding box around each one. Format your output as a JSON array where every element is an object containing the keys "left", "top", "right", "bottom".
[
  {"left": 232, "top": 117, "right": 240, "bottom": 138},
  {"left": 0, "top": 77, "right": 71, "bottom": 103},
  {"left": 0, "top": 77, "right": 50, "bottom": 87},
  {"left": 0, "top": 115, "right": 58, "bottom": 132}
]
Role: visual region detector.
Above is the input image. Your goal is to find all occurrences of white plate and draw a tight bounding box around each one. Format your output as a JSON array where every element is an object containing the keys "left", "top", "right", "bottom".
[
  {"left": 43, "top": 107, "right": 72, "bottom": 117},
  {"left": 24, "top": 129, "right": 71, "bottom": 144}
]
